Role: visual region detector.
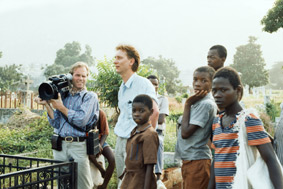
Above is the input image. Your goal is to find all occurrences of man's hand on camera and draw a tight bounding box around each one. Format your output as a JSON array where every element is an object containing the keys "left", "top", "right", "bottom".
[
  {"left": 50, "top": 93, "right": 69, "bottom": 117},
  {"left": 50, "top": 93, "right": 64, "bottom": 110},
  {"left": 34, "top": 96, "right": 48, "bottom": 106}
]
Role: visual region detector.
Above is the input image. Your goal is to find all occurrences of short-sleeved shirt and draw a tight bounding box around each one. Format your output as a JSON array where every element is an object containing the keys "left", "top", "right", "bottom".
[
  {"left": 157, "top": 94, "right": 169, "bottom": 130},
  {"left": 121, "top": 124, "right": 159, "bottom": 189},
  {"left": 97, "top": 110, "right": 109, "bottom": 140},
  {"left": 176, "top": 93, "right": 217, "bottom": 160},
  {"left": 114, "top": 73, "right": 158, "bottom": 138},
  {"left": 212, "top": 112, "right": 271, "bottom": 189}
]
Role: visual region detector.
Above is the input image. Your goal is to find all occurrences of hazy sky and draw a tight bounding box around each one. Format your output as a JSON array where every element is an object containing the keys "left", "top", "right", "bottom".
[{"left": 0, "top": 0, "right": 283, "bottom": 85}]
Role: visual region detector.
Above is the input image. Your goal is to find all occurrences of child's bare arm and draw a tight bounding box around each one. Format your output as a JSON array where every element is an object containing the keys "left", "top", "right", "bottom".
[
  {"left": 181, "top": 90, "right": 207, "bottom": 139},
  {"left": 144, "top": 164, "right": 154, "bottom": 189},
  {"left": 100, "top": 134, "right": 107, "bottom": 147},
  {"left": 257, "top": 143, "right": 283, "bottom": 189}
]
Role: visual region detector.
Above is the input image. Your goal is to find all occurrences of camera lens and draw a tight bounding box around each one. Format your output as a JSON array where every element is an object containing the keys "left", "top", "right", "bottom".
[{"left": 39, "top": 82, "right": 55, "bottom": 100}]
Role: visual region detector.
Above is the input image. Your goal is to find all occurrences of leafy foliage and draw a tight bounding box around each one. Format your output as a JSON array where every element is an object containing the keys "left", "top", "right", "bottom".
[
  {"left": 261, "top": 0, "right": 283, "bottom": 33},
  {"left": 265, "top": 100, "right": 280, "bottom": 122},
  {"left": 90, "top": 57, "right": 156, "bottom": 113},
  {"left": 89, "top": 57, "right": 122, "bottom": 113},
  {"left": 43, "top": 41, "right": 95, "bottom": 78},
  {"left": 0, "top": 64, "right": 24, "bottom": 92},
  {"left": 269, "top": 61, "right": 283, "bottom": 89},
  {"left": 142, "top": 56, "right": 181, "bottom": 95},
  {"left": 0, "top": 112, "right": 53, "bottom": 156},
  {"left": 0, "top": 51, "right": 2, "bottom": 58},
  {"left": 231, "top": 36, "right": 269, "bottom": 90}
]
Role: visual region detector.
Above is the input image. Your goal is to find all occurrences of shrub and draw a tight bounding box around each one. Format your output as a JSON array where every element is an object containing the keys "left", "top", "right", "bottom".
[
  {"left": 265, "top": 100, "right": 280, "bottom": 122},
  {"left": 0, "top": 112, "right": 53, "bottom": 157}
]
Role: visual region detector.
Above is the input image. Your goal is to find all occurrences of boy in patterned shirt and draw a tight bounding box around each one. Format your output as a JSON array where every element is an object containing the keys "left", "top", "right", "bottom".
[{"left": 208, "top": 67, "right": 283, "bottom": 188}]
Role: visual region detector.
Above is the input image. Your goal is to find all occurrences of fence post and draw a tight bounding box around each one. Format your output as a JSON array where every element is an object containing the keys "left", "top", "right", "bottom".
[
  {"left": 0, "top": 90, "right": 2, "bottom": 108},
  {"left": 4, "top": 91, "right": 7, "bottom": 108},
  {"left": 9, "top": 92, "right": 12, "bottom": 108},
  {"left": 31, "top": 93, "right": 34, "bottom": 109},
  {"left": 14, "top": 97, "right": 17, "bottom": 109}
]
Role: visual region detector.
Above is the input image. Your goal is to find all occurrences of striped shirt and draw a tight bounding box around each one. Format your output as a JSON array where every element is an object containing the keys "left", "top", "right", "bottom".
[
  {"left": 48, "top": 90, "right": 99, "bottom": 137},
  {"left": 212, "top": 111, "right": 271, "bottom": 189}
]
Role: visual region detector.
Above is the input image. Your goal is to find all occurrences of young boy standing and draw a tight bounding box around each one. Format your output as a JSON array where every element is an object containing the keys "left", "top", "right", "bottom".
[
  {"left": 147, "top": 75, "right": 169, "bottom": 188},
  {"left": 176, "top": 66, "right": 217, "bottom": 189},
  {"left": 121, "top": 94, "right": 159, "bottom": 189}
]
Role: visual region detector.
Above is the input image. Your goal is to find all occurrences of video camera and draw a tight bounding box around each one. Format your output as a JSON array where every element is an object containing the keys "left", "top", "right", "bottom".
[{"left": 38, "top": 74, "right": 72, "bottom": 100}]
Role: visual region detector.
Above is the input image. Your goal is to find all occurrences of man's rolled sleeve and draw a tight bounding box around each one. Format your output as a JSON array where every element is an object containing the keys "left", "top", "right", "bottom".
[{"left": 48, "top": 110, "right": 61, "bottom": 129}]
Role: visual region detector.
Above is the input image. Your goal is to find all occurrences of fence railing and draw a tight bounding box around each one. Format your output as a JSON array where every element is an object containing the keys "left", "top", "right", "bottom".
[
  {"left": 0, "top": 91, "right": 44, "bottom": 110},
  {"left": 0, "top": 154, "right": 77, "bottom": 189}
]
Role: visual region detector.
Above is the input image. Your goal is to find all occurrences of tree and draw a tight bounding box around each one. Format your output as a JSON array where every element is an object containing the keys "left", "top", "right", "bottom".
[
  {"left": 0, "top": 51, "right": 2, "bottom": 58},
  {"left": 142, "top": 56, "right": 181, "bottom": 95},
  {"left": 269, "top": 61, "right": 283, "bottom": 89},
  {"left": 0, "top": 64, "right": 24, "bottom": 91},
  {"left": 44, "top": 41, "right": 95, "bottom": 78},
  {"left": 231, "top": 36, "right": 269, "bottom": 91},
  {"left": 89, "top": 57, "right": 156, "bottom": 113},
  {"left": 261, "top": 0, "right": 283, "bottom": 33}
]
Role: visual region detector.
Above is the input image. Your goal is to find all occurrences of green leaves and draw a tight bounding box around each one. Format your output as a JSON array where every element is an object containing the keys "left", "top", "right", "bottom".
[
  {"left": 44, "top": 41, "right": 95, "bottom": 78},
  {"left": 231, "top": 36, "right": 269, "bottom": 90},
  {"left": 0, "top": 113, "right": 53, "bottom": 155},
  {"left": 0, "top": 64, "right": 24, "bottom": 91},
  {"left": 88, "top": 57, "right": 121, "bottom": 112},
  {"left": 142, "top": 56, "right": 181, "bottom": 95},
  {"left": 88, "top": 57, "right": 157, "bottom": 112},
  {"left": 261, "top": 0, "right": 283, "bottom": 33}
]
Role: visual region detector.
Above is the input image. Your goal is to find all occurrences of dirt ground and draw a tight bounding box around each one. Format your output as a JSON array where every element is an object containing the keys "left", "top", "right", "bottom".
[{"left": 6, "top": 107, "right": 40, "bottom": 129}]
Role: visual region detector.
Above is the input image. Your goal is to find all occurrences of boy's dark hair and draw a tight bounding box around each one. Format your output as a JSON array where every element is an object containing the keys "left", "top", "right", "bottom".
[
  {"left": 147, "top": 75, "right": 159, "bottom": 81},
  {"left": 116, "top": 44, "right": 140, "bottom": 72},
  {"left": 210, "top": 45, "right": 227, "bottom": 59},
  {"left": 133, "top": 94, "right": 153, "bottom": 110},
  {"left": 213, "top": 67, "right": 242, "bottom": 89},
  {"left": 194, "top": 66, "right": 215, "bottom": 81}
]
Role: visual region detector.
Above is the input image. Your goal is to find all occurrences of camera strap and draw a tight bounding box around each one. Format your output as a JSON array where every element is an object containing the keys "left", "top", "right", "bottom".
[{"left": 61, "top": 92, "right": 98, "bottom": 133}]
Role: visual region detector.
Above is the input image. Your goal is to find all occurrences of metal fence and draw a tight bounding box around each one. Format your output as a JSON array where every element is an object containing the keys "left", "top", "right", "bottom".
[{"left": 0, "top": 155, "right": 77, "bottom": 189}]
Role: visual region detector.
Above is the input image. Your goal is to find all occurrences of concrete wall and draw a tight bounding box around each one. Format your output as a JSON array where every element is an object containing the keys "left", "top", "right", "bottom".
[{"left": 0, "top": 108, "right": 45, "bottom": 124}]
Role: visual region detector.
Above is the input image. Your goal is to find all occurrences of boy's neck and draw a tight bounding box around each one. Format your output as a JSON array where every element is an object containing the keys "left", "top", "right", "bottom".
[{"left": 225, "top": 101, "right": 243, "bottom": 116}]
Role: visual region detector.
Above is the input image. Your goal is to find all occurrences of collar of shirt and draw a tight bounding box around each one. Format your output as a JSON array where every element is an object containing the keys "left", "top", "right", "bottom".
[
  {"left": 68, "top": 89, "right": 87, "bottom": 98},
  {"left": 122, "top": 73, "right": 137, "bottom": 89},
  {"left": 130, "top": 124, "right": 152, "bottom": 138}
]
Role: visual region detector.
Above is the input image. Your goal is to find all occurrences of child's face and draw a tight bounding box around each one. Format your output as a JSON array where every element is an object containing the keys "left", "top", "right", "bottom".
[
  {"left": 132, "top": 102, "right": 153, "bottom": 125},
  {"left": 193, "top": 71, "right": 212, "bottom": 93},
  {"left": 212, "top": 77, "right": 239, "bottom": 109}
]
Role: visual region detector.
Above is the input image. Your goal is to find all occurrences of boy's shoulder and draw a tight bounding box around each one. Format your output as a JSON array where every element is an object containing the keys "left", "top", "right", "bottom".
[
  {"left": 142, "top": 126, "right": 159, "bottom": 139},
  {"left": 194, "top": 93, "right": 217, "bottom": 109}
]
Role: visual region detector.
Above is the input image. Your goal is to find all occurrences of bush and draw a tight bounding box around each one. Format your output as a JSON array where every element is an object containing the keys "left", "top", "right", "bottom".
[
  {"left": 265, "top": 100, "right": 280, "bottom": 122},
  {"left": 167, "top": 112, "right": 183, "bottom": 123},
  {"left": 0, "top": 112, "right": 53, "bottom": 157},
  {"left": 175, "top": 96, "right": 182, "bottom": 104},
  {"left": 181, "top": 93, "right": 188, "bottom": 98}
]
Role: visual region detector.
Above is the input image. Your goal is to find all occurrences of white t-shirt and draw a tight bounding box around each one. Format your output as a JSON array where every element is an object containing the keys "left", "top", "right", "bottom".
[{"left": 157, "top": 94, "right": 169, "bottom": 130}]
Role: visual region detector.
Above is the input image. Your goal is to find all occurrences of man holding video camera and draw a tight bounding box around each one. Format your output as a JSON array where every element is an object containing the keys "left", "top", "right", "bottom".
[{"left": 35, "top": 62, "right": 99, "bottom": 189}]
